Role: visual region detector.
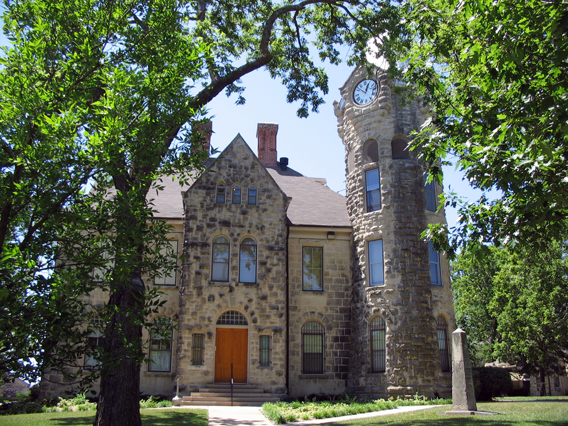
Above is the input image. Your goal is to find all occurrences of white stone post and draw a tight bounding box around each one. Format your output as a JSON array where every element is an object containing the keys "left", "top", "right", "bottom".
[
  {"left": 173, "top": 376, "right": 181, "bottom": 406},
  {"left": 446, "top": 328, "right": 477, "bottom": 414}
]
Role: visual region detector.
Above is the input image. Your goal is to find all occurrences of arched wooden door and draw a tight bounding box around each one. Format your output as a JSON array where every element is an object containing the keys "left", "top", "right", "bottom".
[{"left": 214, "top": 311, "right": 248, "bottom": 383}]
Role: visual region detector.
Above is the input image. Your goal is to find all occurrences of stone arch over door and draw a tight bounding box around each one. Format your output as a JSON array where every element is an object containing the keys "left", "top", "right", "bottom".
[{"left": 215, "top": 310, "right": 249, "bottom": 383}]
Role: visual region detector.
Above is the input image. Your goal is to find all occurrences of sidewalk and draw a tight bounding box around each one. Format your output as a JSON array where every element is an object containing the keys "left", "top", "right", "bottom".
[{"left": 193, "top": 404, "right": 439, "bottom": 425}]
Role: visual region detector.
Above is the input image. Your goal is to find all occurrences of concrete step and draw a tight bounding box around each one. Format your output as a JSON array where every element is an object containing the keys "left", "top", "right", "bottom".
[
  {"left": 181, "top": 400, "right": 274, "bottom": 406},
  {"left": 191, "top": 392, "right": 271, "bottom": 398},
  {"left": 181, "top": 383, "right": 280, "bottom": 406}
]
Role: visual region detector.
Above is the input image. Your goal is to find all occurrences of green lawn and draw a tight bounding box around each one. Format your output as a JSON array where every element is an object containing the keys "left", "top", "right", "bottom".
[
  {"left": 318, "top": 397, "right": 568, "bottom": 426},
  {"left": 0, "top": 408, "right": 208, "bottom": 426}
]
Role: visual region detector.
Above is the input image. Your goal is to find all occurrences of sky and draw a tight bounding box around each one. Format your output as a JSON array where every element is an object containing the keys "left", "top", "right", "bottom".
[{"left": 206, "top": 62, "right": 485, "bottom": 229}]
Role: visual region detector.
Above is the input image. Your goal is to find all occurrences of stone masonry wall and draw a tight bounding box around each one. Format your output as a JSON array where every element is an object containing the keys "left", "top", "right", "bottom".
[
  {"left": 335, "top": 66, "right": 454, "bottom": 398},
  {"left": 287, "top": 228, "right": 352, "bottom": 398},
  {"left": 178, "top": 136, "right": 288, "bottom": 396}
]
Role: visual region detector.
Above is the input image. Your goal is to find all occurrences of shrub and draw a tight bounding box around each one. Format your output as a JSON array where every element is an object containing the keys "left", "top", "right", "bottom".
[{"left": 472, "top": 367, "right": 513, "bottom": 401}]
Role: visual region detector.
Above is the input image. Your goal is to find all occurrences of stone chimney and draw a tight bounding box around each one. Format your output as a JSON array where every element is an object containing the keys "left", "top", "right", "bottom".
[
  {"left": 257, "top": 123, "right": 278, "bottom": 167},
  {"left": 193, "top": 121, "right": 212, "bottom": 156}
]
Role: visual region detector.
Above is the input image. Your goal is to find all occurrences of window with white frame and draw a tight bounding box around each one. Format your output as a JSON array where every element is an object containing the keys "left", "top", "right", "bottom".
[
  {"left": 84, "top": 319, "right": 105, "bottom": 369},
  {"left": 232, "top": 185, "right": 241, "bottom": 204},
  {"left": 368, "top": 240, "right": 384, "bottom": 286},
  {"left": 212, "top": 235, "right": 230, "bottom": 282},
  {"left": 155, "top": 240, "right": 178, "bottom": 286},
  {"left": 216, "top": 185, "right": 226, "bottom": 204},
  {"left": 302, "top": 247, "right": 323, "bottom": 291},
  {"left": 429, "top": 242, "right": 442, "bottom": 286},
  {"left": 239, "top": 237, "right": 257, "bottom": 283},
  {"left": 365, "top": 168, "right": 381, "bottom": 212},
  {"left": 149, "top": 326, "right": 172, "bottom": 372}
]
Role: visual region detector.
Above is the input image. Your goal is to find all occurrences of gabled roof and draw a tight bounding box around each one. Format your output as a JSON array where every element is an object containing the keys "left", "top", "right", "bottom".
[{"left": 148, "top": 136, "right": 351, "bottom": 228}]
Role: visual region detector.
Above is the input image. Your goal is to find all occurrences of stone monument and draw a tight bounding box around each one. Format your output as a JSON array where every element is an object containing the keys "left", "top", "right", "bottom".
[{"left": 446, "top": 328, "right": 477, "bottom": 414}]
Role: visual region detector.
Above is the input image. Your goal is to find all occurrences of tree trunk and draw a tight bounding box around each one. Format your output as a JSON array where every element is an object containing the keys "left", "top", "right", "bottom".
[
  {"left": 539, "top": 368, "right": 546, "bottom": 397},
  {"left": 94, "top": 273, "right": 145, "bottom": 426}
]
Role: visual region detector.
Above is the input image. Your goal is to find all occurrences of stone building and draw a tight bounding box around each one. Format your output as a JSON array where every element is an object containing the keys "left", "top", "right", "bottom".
[{"left": 41, "top": 66, "right": 455, "bottom": 401}]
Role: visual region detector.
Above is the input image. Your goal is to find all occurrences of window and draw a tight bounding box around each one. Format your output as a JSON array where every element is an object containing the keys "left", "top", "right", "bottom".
[
  {"left": 212, "top": 235, "right": 230, "bottom": 282},
  {"left": 84, "top": 320, "right": 105, "bottom": 369},
  {"left": 217, "top": 310, "right": 248, "bottom": 325},
  {"left": 437, "top": 317, "right": 450, "bottom": 372},
  {"left": 259, "top": 335, "right": 271, "bottom": 366},
  {"left": 363, "top": 140, "right": 379, "bottom": 164},
  {"left": 149, "top": 328, "right": 172, "bottom": 372},
  {"left": 232, "top": 185, "right": 241, "bottom": 204},
  {"left": 192, "top": 334, "right": 205, "bottom": 365},
  {"left": 425, "top": 175, "right": 436, "bottom": 211},
  {"left": 248, "top": 186, "right": 257, "bottom": 205},
  {"left": 92, "top": 251, "right": 114, "bottom": 282},
  {"left": 391, "top": 138, "right": 410, "bottom": 159},
  {"left": 302, "top": 247, "right": 323, "bottom": 291},
  {"left": 239, "top": 237, "right": 257, "bottom": 283},
  {"left": 370, "top": 317, "right": 386, "bottom": 373},
  {"left": 155, "top": 240, "right": 178, "bottom": 286},
  {"left": 365, "top": 168, "right": 381, "bottom": 212},
  {"left": 302, "top": 322, "right": 324, "bottom": 374},
  {"left": 429, "top": 242, "right": 442, "bottom": 286},
  {"left": 368, "top": 240, "right": 384, "bottom": 286},
  {"left": 216, "top": 185, "right": 225, "bottom": 204}
]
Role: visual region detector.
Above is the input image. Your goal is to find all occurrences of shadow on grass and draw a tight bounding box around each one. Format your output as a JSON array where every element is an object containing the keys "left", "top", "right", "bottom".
[
  {"left": 49, "top": 411, "right": 207, "bottom": 426},
  {"left": 323, "top": 417, "right": 567, "bottom": 426},
  {"left": 497, "top": 399, "right": 568, "bottom": 404}
]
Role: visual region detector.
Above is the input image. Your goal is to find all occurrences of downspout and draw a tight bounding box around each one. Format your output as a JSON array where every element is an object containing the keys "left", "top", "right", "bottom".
[{"left": 285, "top": 224, "right": 290, "bottom": 397}]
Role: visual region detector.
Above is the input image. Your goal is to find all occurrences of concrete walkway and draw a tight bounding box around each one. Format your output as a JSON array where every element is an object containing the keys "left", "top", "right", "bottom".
[{"left": 185, "top": 404, "right": 439, "bottom": 425}]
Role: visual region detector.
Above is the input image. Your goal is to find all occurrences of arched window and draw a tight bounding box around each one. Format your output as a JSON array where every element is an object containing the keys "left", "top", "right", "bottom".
[
  {"left": 391, "top": 137, "right": 410, "bottom": 159},
  {"left": 216, "top": 185, "right": 226, "bottom": 204},
  {"left": 212, "top": 235, "right": 230, "bottom": 282},
  {"left": 217, "top": 310, "right": 248, "bottom": 325},
  {"left": 366, "top": 168, "right": 381, "bottom": 212},
  {"left": 437, "top": 317, "right": 451, "bottom": 372},
  {"left": 363, "top": 139, "right": 379, "bottom": 164},
  {"left": 248, "top": 185, "right": 257, "bottom": 205},
  {"left": 239, "top": 237, "right": 257, "bottom": 283},
  {"left": 370, "top": 317, "right": 386, "bottom": 373},
  {"left": 302, "top": 322, "right": 324, "bottom": 374},
  {"left": 232, "top": 185, "right": 241, "bottom": 204}
]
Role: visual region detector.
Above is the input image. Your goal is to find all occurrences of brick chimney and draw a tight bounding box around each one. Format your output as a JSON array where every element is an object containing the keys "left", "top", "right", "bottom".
[
  {"left": 193, "top": 120, "right": 212, "bottom": 156},
  {"left": 257, "top": 123, "right": 278, "bottom": 167}
]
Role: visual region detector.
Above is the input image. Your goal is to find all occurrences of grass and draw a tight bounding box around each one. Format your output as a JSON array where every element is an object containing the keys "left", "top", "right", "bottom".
[
  {"left": 316, "top": 396, "right": 568, "bottom": 425},
  {"left": 262, "top": 395, "right": 452, "bottom": 424},
  {"left": 0, "top": 408, "right": 208, "bottom": 426}
]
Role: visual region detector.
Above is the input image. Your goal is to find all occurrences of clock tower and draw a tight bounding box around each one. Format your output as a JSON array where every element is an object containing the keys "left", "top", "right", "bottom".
[{"left": 335, "top": 66, "right": 455, "bottom": 398}]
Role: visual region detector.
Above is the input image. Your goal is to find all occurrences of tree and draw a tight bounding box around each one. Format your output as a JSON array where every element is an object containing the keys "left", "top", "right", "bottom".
[
  {"left": 451, "top": 242, "right": 568, "bottom": 395},
  {"left": 1, "top": 1, "right": 405, "bottom": 425},
  {"left": 397, "top": 0, "right": 568, "bottom": 254}
]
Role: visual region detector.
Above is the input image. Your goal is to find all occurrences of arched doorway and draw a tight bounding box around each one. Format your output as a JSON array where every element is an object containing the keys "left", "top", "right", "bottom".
[{"left": 215, "top": 311, "right": 248, "bottom": 383}]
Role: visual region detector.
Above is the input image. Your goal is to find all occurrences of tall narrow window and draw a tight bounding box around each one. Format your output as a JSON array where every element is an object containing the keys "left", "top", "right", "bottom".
[
  {"left": 212, "top": 236, "right": 230, "bottom": 282},
  {"left": 216, "top": 186, "right": 225, "bottom": 204},
  {"left": 149, "top": 328, "right": 172, "bottom": 372},
  {"left": 248, "top": 185, "right": 257, "bottom": 205},
  {"left": 192, "top": 334, "right": 205, "bottom": 365},
  {"left": 302, "top": 322, "right": 324, "bottom": 374},
  {"left": 366, "top": 168, "right": 381, "bottom": 212},
  {"left": 155, "top": 240, "right": 178, "bottom": 286},
  {"left": 370, "top": 317, "right": 386, "bottom": 373},
  {"left": 232, "top": 185, "right": 241, "bottom": 204},
  {"left": 302, "top": 247, "right": 323, "bottom": 291},
  {"left": 84, "top": 319, "right": 105, "bottom": 369},
  {"left": 425, "top": 175, "right": 437, "bottom": 211},
  {"left": 437, "top": 317, "right": 450, "bottom": 372},
  {"left": 429, "top": 242, "right": 442, "bottom": 286},
  {"left": 239, "top": 237, "right": 257, "bottom": 283},
  {"left": 368, "top": 240, "right": 384, "bottom": 286},
  {"left": 259, "top": 335, "right": 271, "bottom": 366}
]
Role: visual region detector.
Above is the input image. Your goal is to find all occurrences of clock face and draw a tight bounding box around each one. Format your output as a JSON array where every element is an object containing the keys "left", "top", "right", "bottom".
[{"left": 353, "top": 79, "right": 378, "bottom": 105}]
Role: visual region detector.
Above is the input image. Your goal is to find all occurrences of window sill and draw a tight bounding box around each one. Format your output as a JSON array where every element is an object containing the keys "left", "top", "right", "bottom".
[
  {"left": 302, "top": 290, "right": 325, "bottom": 293},
  {"left": 209, "top": 281, "right": 231, "bottom": 286},
  {"left": 146, "top": 371, "right": 174, "bottom": 376},
  {"left": 299, "top": 374, "right": 330, "bottom": 380},
  {"left": 366, "top": 371, "right": 385, "bottom": 376}
]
